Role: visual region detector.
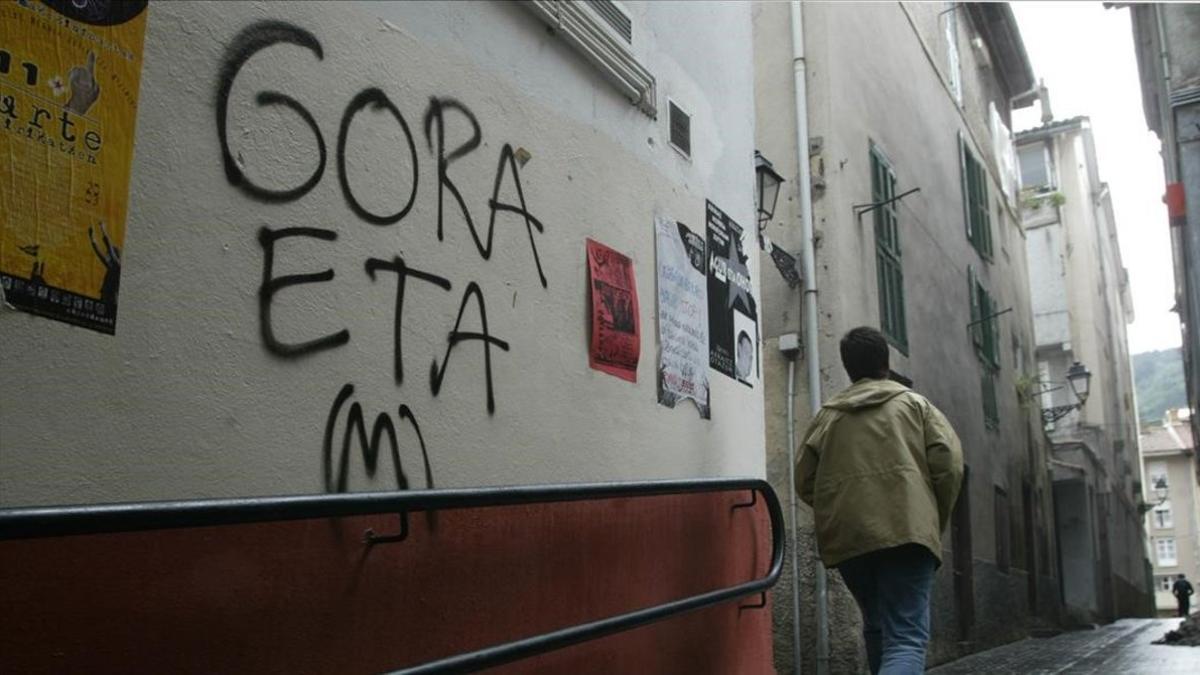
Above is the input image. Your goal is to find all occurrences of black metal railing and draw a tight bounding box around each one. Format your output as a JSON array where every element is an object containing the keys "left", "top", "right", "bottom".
[{"left": 0, "top": 477, "right": 784, "bottom": 674}]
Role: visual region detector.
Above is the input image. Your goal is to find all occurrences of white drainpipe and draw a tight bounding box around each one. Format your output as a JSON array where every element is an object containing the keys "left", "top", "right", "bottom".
[{"left": 789, "top": 2, "right": 829, "bottom": 674}]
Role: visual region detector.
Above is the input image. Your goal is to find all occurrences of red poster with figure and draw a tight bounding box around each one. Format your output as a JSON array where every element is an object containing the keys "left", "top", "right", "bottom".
[{"left": 587, "top": 239, "right": 640, "bottom": 382}]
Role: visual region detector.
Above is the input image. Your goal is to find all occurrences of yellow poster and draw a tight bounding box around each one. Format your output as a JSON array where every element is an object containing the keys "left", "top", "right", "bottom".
[{"left": 0, "top": 0, "right": 148, "bottom": 334}]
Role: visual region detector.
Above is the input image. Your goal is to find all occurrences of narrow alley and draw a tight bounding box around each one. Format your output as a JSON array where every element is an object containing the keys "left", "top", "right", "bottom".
[{"left": 928, "top": 619, "right": 1199, "bottom": 674}]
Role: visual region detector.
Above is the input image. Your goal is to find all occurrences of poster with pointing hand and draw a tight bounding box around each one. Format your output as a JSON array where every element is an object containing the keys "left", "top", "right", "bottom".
[{"left": 0, "top": 0, "right": 148, "bottom": 334}]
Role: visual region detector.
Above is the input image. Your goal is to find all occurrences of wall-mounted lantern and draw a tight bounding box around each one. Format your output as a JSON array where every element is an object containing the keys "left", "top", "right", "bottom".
[
  {"left": 1042, "top": 361, "right": 1092, "bottom": 425},
  {"left": 755, "top": 150, "right": 785, "bottom": 225},
  {"left": 1066, "top": 360, "right": 1092, "bottom": 407}
]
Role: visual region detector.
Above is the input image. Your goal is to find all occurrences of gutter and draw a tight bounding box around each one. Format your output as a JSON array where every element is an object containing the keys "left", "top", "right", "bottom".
[{"left": 789, "top": 3, "right": 828, "bottom": 674}]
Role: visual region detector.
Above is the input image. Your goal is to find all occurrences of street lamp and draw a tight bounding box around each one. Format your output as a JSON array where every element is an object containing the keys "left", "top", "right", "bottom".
[
  {"left": 1065, "top": 360, "right": 1092, "bottom": 407},
  {"left": 755, "top": 150, "right": 785, "bottom": 225},
  {"left": 1041, "top": 361, "right": 1092, "bottom": 425}
]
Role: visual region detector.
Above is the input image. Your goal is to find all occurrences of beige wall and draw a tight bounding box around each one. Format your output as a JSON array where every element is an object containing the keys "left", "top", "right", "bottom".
[
  {"left": 0, "top": 1, "right": 765, "bottom": 506},
  {"left": 1145, "top": 450, "right": 1200, "bottom": 612}
]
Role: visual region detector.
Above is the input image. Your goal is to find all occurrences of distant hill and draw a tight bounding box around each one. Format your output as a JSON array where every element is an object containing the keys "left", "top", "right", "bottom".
[{"left": 1132, "top": 348, "right": 1187, "bottom": 424}]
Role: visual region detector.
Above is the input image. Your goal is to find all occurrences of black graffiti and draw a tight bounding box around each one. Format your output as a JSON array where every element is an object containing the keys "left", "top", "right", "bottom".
[
  {"left": 217, "top": 21, "right": 325, "bottom": 202},
  {"left": 425, "top": 98, "right": 549, "bottom": 288},
  {"left": 490, "top": 143, "right": 549, "bottom": 288},
  {"left": 424, "top": 97, "right": 481, "bottom": 243},
  {"left": 338, "top": 88, "right": 419, "bottom": 225},
  {"left": 429, "top": 282, "right": 510, "bottom": 415},
  {"left": 217, "top": 21, "right": 559, "bottom": 494},
  {"left": 217, "top": 24, "right": 549, "bottom": 288},
  {"left": 365, "top": 256, "right": 452, "bottom": 385},
  {"left": 258, "top": 226, "right": 350, "bottom": 357},
  {"left": 322, "top": 383, "right": 434, "bottom": 493}
]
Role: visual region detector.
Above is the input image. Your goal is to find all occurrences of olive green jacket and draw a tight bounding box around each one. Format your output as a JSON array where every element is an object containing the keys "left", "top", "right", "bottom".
[{"left": 796, "top": 378, "right": 963, "bottom": 567}]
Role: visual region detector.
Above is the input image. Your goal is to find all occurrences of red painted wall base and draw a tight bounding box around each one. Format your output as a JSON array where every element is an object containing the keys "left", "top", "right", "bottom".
[{"left": 1, "top": 491, "right": 775, "bottom": 674}]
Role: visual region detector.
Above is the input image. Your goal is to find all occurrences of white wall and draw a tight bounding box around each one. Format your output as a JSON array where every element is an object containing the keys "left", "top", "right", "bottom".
[{"left": 0, "top": 1, "right": 764, "bottom": 506}]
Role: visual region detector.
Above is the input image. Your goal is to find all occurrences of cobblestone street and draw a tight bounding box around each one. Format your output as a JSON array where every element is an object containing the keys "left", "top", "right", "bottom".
[{"left": 928, "top": 619, "right": 1200, "bottom": 674}]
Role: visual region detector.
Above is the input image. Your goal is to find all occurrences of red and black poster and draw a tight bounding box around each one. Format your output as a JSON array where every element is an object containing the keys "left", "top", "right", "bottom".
[
  {"left": 587, "top": 238, "right": 640, "bottom": 382},
  {"left": 706, "top": 200, "right": 759, "bottom": 388}
]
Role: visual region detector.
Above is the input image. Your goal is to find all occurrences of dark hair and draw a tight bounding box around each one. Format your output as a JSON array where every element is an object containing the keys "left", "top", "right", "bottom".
[{"left": 840, "top": 326, "right": 890, "bottom": 382}]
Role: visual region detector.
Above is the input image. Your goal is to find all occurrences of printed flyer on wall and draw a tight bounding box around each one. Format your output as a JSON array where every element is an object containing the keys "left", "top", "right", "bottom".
[
  {"left": 706, "top": 200, "right": 759, "bottom": 389},
  {"left": 587, "top": 238, "right": 640, "bottom": 382},
  {"left": 655, "top": 216, "right": 710, "bottom": 418},
  {"left": 0, "top": 0, "right": 149, "bottom": 334}
]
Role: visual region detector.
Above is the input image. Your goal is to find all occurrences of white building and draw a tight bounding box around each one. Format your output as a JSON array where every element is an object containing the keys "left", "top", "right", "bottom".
[
  {"left": 1017, "top": 115, "right": 1151, "bottom": 624},
  {"left": 1141, "top": 411, "right": 1200, "bottom": 616}
]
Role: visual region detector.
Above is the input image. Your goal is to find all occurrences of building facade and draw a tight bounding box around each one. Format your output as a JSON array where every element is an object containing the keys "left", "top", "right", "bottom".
[
  {"left": 754, "top": 3, "right": 1060, "bottom": 671},
  {"left": 0, "top": 1, "right": 776, "bottom": 671},
  {"left": 1141, "top": 411, "right": 1200, "bottom": 616},
  {"left": 1130, "top": 4, "right": 1200, "bottom": 470},
  {"left": 1016, "top": 116, "right": 1153, "bottom": 624}
]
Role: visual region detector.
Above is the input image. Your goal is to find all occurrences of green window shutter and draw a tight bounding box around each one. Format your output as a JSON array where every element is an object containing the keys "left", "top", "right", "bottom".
[
  {"left": 872, "top": 145, "right": 906, "bottom": 351},
  {"left": 989, "top": 289, "right": 1001, "bottom": 367},
  {"left": 959, "top": 133, "right": 972, "bottom": 243},
  {"left": 982, "top": 370, "right": 999, "bottom": 429},
  {"left": 968, "top": 265, "right": 981, "bottom": 352},
  {"left": 960, "top": 133, "right": 993, "bottom": 262},
  {"left": 980, "top": 168, "right": 992, "bottom": 258}
]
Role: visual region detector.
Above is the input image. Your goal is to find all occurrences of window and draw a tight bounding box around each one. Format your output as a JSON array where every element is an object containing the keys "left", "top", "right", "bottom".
[
  {"left": 668, "top": 100, "right": 691, "bottom": 158},
  {"left": 1159, "top": 576, "right": 1174, "bottom": 592},
  {"left": 1154, "top": 500, "right": 1173, "bottom": 529},
  {"left": 982, "top": 370, "right": 999, "bottom": 430},
  {"left": 1147, "top": 461, "right": 1168, "bottom": 486},
  {"left": 994, "top": 487, "right": 1010, "bottom": 571},
  {"left": 872, "top": 145, "right": 907, "bottom": 350},
  {"left": 1156, "top": 538, "right": 1178, "bottom": 567},
  {"left": 968, "top": 266, "right": 1001, "bottom": 368},
  {"left": 990, "top": 102, "right": 1017, "bottom": 200},
  {"left": 1018, "top": 143, "right": 1052, "bottom": 192},
  {"left": 960, "top": 134, "right": 993, "bottom": 259},
  {"left": 969, "top": 267, "right": 999, "bottom": 429},
  {"left": 944, "top": 2, "right": 962, "bottom": 105}
]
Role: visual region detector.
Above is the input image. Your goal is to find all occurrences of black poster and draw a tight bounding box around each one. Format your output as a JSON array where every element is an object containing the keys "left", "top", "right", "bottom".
[{"left": 706, "top": 200, "right": 758, "bottom": 388}]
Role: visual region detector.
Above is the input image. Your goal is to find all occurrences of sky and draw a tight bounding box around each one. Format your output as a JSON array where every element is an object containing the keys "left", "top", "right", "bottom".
[{"left": 1011, "top": 1, "right": 1180, "bottom": 355}]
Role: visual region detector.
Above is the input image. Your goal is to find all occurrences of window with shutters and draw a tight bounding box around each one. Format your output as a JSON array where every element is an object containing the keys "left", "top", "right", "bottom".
[
  {"left": 969, "top": 266, "right": 1000, "bottom": 430},
  {"left": 944, "top": 1, "right": 962, "bottom": 106},
  {"left": 968, "top": 266, "right": 1001, "bottom": 368},
  {"left": 982, "top": 370, "right": 999, "bottom": 430},
  {"left": 994, "top": 487, "right": 1010, "bottom": 571},
  {"left": 960, "top": 134, "right": 993, "bottom": 260},
  {"left": 1154, "top": 500, "right": 1173, "bottom": 529},
  {"left": 872, "top": 145, "right": 907, "bottom": 351}
]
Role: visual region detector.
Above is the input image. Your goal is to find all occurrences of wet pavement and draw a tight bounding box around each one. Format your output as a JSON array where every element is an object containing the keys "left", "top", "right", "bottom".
[{"left": 927, "top": 619, "right": 1200, "bottom": 674}]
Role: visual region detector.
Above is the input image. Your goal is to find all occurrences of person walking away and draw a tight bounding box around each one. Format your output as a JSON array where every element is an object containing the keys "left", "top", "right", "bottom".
[
  {"left": 1173, "top": 574, "right": 1194, "bottom": 617},
  {"left": 797, "top": 327, "right": 964, "bottom": 675}
]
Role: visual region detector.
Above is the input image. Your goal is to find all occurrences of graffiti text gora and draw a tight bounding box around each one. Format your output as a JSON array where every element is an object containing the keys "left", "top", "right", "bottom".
[{"left": 217, "top": 21, "right": 547, "bottom": 494}]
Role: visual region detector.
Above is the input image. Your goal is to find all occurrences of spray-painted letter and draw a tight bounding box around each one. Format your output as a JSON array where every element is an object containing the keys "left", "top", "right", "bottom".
[
  {"left": 258, "top": 226, "right": 349, "bottom": 358},
  {"left": 365, "top": 256, "right": 452, "bottom": 385}
]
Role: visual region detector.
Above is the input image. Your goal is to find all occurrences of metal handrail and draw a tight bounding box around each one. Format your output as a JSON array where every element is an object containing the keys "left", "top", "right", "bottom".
[{"left": 0, "top": 477, "right": 784, "bottom": 674}]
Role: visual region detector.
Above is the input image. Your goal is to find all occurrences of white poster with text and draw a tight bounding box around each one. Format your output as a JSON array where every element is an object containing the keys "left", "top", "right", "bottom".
[{"left": 655, "top": 216, "right": 710, "bottom": 418}]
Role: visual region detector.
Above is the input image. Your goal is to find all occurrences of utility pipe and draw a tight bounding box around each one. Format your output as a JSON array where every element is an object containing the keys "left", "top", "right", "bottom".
[
  {"left": 789, "top": 2, "right": 829, "bottom": 674},
  {"left": 785, "top": 353, "right": 801, "bottom": 675}
]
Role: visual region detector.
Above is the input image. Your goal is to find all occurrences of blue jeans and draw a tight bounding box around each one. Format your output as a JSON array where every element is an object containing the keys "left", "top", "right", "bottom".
[{"left": 837, "top": 544, "right": 937, "bottom": 675}]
